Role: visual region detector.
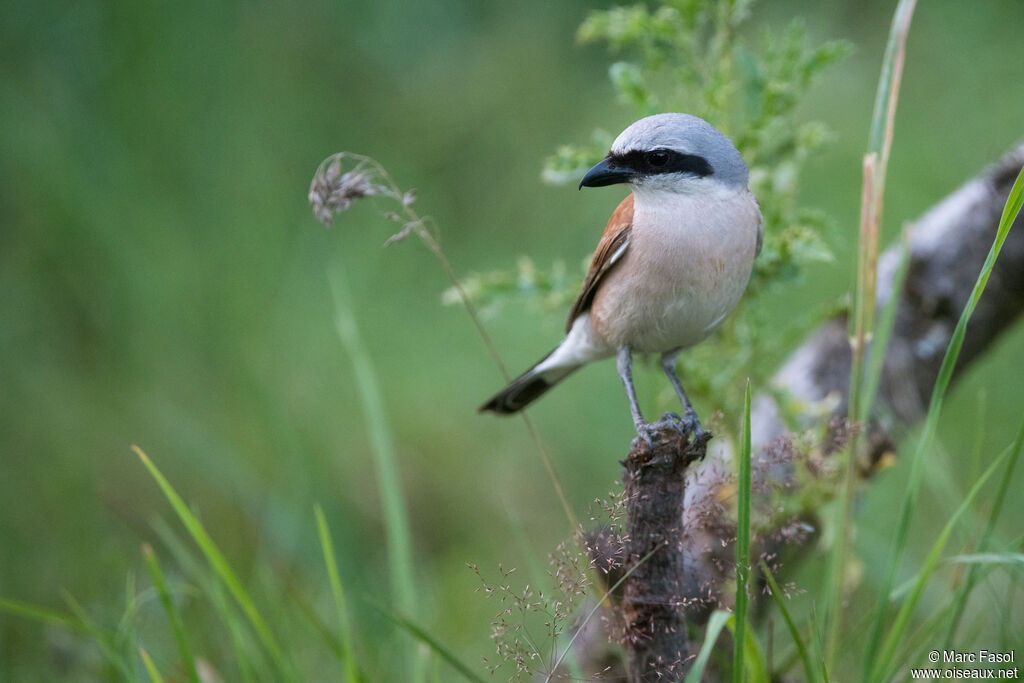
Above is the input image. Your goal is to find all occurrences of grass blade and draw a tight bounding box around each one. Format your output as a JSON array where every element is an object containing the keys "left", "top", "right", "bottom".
[
  {"left": 140, "top": 648, "right": 165, "bottom": 683},
  {"left": 948, "top": 553, "right": 1024, "bottom": 566},
  {"left": 863, "top": 157, "right": 1024, "bottom": 674},
  {"left": 867, "top": 438, "right": 1015, "bottom": 683},
  {"left": 370, "top": 606, "right": 487, "bottom": 683},
  {"left": 134, "top": 445, "right": 295, "bottom": 682},
  {"left": 835, "top": 0, "right": 917, "bottom": 671},
  {"left": 739, "top": 620, "right": 769, "bottom": 683},
  {"left": 0, "top": 598, "right": 83, "bottom": 632},
  {"left": 859, "top": 233, "right": 910, "bottom": 422},
  {"left": 684, "top": 610, "right": 731, "bottom": 683},
  {"left": 142, "top": 544, "right": 200, "bottom": 683},
  {"left": 761, "top": 561, "right": 816, "bottom": 683},
  {"left": 150, "top": 519, "right": 260, "bottom": 683},
  {"left": 1002, "top": 540, "right": 1022, "bottom": 650},
  {"left": 314, "top": 504, "right": 361, "bottom": 682},
  {"left": 806, "top": 608, "right": 830, "bottom": 683},
  {"left": 945, "top": 416, "right": 1024, "bottom": 645},
  {"left": 328, "top": 265, "right": 419, "bottom": 625},
  {"left": 282, "top": 579, "right": 351, "bottom": 664},
  {"left": 330, "top": 263, "right": 425, "bottom": 681},
  {"left": 733, "top": 379, "right": 752, "bottom": 683},
  {"left": 62, "top": 591, "right": 133, "bottom": 680}
]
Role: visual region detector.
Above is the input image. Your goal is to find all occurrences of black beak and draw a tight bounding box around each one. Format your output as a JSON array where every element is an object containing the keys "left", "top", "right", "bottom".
[{"left": 578, "top": 158, "right": 634, "bottom": 190}]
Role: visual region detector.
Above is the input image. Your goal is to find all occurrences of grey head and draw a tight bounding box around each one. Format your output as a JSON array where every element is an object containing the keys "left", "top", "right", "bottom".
[{"left": 579, "top": 113, "right": 748, "bottom": 192}]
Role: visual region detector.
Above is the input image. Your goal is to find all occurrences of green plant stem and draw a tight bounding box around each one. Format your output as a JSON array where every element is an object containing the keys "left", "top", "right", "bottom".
[
  {"left": 867, "top": 440, "right": 1015, "bottom": 683},
  {"left": 685, "top": 611, "right": 732, "bottom": 683},
  {"left": 315, "top": 505, "right": 361, "bottom": 682},
  {"left": 142, "top": 544, "right": 200, "bottom": 683},
  {"left": 862, "top": 162, "right": 1024, "bottom": 672},
  {"left": 150, "top": 519, "right": 259, "bottom": 683},
  {"left": 828, "top": 0, "right": 916, "bottom": 670},
  {"left": 134, "top": 446, "right": 297, "bottom": 682},
  {"left": 363, "top": 154, "right": 579, "bottom": 533},
  {"left": 401, "top": 207, "right": 579, "bottom": 533},
  {"left": 139, "top": 649, "right": 165, "bottom": 683},
  {"left": 945, "top": 417, "right": 1024, "bottom": 646},
  {"left": 329, "top": 266, "right": 423, "bottom": 683},
  {"left": 370, "top": 605, "right": 487, "bottom": 683},
  {"left": 762, "top": 561, "right": 817, "bottom": 683},
  {"left": 860, "top": 232, "right": 911, "bottom": 422}
]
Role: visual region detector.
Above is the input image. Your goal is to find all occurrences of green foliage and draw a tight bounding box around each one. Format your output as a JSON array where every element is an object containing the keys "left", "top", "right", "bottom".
[
  {"left": 448, "top": 0, "right": 849, "bottom": 418},
  {"left": 142, "top": 544, "right": 200, "bottom": 683},
  {"left": 868, "top": 435, "right": 1018, "bottom": 683},
  {"left": 442, "top": 256, "right": 581, "bottom": 320},
  {"left": 761, "top": 561, "right": 818, "bottom": 683},
  {"left": 829, "top": 0, "right": 916, "bottom": 668},
  {"left": 314, "top": 505, "right": 362, "bottom": 683},
  {"left": 862, "top": 161, "right": 1024, "bottom": 673},
  {"left": 329, "top": 264, "right": 420, "bottom": 677},
  {"left": 684, "top": 610, "right": 731, "bottom": 683},
  {"left": 1, "top": 450, "right": 486, "bottom": 683},
  {"left": 135, "top": 446, "right": 297, "bottom": 682},
  {"left": 3, "top": 0, "right": 1024, "bottom": 680}
]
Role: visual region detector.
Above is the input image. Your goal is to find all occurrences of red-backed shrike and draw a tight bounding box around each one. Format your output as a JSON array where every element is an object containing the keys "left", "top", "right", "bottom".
[{"left": 481, "top": 113, "right": 762, "bottom": 441}]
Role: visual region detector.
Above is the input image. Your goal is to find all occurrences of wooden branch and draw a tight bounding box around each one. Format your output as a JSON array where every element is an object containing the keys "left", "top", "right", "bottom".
[
  {"left": 777, "top": 141, "right": 1024, "bottom": 427},
  {"left": 620, "top": 427, "right": 711, "bottom": 681}
]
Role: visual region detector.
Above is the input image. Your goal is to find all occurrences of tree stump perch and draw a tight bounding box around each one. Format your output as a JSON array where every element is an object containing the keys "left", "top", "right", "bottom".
[{"left": 621, "top": 426, "right": 712, "bottom": 681}]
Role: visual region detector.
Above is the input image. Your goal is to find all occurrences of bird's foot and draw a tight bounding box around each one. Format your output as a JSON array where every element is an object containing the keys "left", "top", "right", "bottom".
[
  {"left": 654, "top": 409, "right": 704, "bottom": 438},
  {"left": 634, "top": 420, "right": 657, "bottom": 449},
  {"left": 633, "top": 409, "right": 704, "bottom": 448}
]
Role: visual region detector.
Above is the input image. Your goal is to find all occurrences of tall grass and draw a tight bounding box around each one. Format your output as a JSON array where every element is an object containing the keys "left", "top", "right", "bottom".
[
  {"left": 867, "top": 432, "right": 1021, "bottom": 682},
  {"left": 141, "top": 544, "right": 200, "bottom": 683},
  {"left": 134, "top": 446, "right": 297, "bottom": 682},
  {"left": 3, "top": 445, "right": 489, "bottom": 682},
  {"left": 827, "top": 0, "right": 917, "bottom": 668},
  {"left": 762, "top": 561, "right": 817, "bottom": 683},
  {"left": 314, "top": 505, "right": 360, "bottom": 682},
  {"left": 328, "top": 264, "right": 421, "bottom": 681},
  {"left": 945, "top": 418, "right": 1024, "bottom": 645},
  {"left": 2, "top": 4, "right": 1022, "bottom": 681},
  {"left": 861, "top": 158, "right": 1024, "bottom": 675}
]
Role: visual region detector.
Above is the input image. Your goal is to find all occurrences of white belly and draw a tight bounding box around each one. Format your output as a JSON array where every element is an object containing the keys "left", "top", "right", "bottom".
[{"left": 589, "top": 186, "right": 760, "bottom": 353}]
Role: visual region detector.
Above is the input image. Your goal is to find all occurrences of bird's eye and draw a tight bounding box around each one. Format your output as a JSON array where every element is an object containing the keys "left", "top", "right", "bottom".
[{"left": 646, "top": 150, "right": 670, "bottom": 167}]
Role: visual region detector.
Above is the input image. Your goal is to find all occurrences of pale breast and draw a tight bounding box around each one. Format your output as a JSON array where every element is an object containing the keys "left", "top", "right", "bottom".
[{"left": 589, "top": 187, "right": 761, "bottom": 353}]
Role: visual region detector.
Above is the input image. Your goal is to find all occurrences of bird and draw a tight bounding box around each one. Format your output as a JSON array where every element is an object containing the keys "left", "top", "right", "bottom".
[{"left": 480, "top": 113, "right": 762, "bottom": 442}]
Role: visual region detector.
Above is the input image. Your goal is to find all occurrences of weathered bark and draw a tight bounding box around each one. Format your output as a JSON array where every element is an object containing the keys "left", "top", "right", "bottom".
[
  {"left": 575, "top": 142, "right": 1024, "bottom": 680},
  {"left": 620, "top": 427, "right": 711, "bottom": 682},
  {"left": 778, "top": 142, "right": 1024, "bottom": 426}
]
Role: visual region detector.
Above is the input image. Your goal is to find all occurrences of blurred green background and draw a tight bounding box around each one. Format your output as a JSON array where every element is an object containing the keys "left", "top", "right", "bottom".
[{"left": 2, "top": 0, "right": 1023, "bottom": 679}]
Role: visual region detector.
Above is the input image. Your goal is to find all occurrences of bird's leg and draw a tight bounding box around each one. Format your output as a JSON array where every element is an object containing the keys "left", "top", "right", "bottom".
[
  {"left": 660, "top": 350, "right": 702, "bottom": 436},
  {"left": 616, "top": 346, "right": 653, "bottom": 444}
]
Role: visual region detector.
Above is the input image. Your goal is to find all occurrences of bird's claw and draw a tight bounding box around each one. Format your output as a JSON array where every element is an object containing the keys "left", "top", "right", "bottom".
[
  {"left": 634, "top": 409, "right": 704, "bottom": 448},
  {"left": 682, "top": 408, "right": 704, "bottom": 436},
  {"left": 659, "top": 412, "right": 687, "bottom": 435},
  {"left": 634, "top": 421, "right": 656, "bottom": 449}
]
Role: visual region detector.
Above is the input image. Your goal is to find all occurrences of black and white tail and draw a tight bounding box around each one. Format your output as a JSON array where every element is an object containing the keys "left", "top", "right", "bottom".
[
  {"left": 480, "top": 315, "right": 607, "bottom": 414},
  {"left": 478, "top": 348, "right": 581, "bottom": 414}
]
